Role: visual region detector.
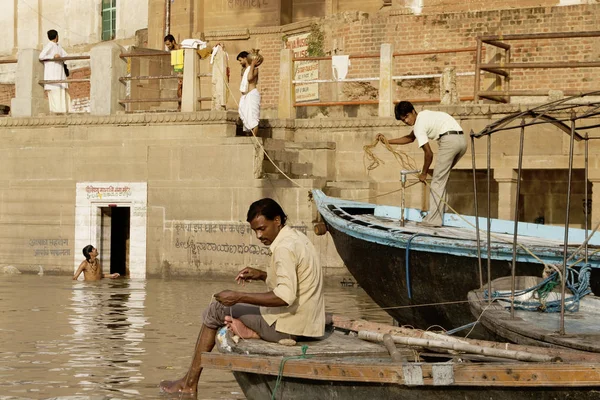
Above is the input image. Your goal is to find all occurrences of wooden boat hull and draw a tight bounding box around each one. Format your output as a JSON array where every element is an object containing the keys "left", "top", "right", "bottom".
[
  {"left": 204, "top": 317, "right": 600, "bottom": 399},
  {"left": 327, "top": 222, "right": 548, "bottom": 336},
  {"left": 231, "top": 372, "right": 600, "bottom": 400},
  {"left": 313, "top": 190, "right": 600, "bottom": 336}
]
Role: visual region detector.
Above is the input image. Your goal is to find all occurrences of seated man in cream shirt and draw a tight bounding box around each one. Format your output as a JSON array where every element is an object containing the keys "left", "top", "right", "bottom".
[{"left": 160, "top": 198, "right": 325, "bottom": 395}]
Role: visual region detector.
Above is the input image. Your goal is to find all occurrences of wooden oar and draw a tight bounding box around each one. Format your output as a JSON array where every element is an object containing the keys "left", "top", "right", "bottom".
[{"left": 358, "top": 330, "right": 560, "bottom": 363}]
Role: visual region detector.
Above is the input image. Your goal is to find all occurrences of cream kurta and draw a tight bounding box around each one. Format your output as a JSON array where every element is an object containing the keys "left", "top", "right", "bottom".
[
  {"left": 260, "top": 225, "right": 325, "bottom": 337},
  {"left": 39, "top": 41, "right": 68, "bottom": 90}
]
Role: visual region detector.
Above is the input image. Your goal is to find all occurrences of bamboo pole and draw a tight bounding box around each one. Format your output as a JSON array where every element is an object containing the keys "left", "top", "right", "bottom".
[{"left": 358, "top": 331, "right": 560, "bottom": 363}]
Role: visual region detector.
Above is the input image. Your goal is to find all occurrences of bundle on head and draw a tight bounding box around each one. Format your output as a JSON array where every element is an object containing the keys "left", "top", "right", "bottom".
[{"left": 247, "top": 49, "right": 263, "bottom": 66}]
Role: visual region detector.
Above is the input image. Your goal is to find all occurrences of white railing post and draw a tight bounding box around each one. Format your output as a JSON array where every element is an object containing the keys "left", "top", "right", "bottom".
[
  {"left": 11, "top": 49, "right": 48, "bottom": 117},
  {"left": 379, "top": 43, "right": 394, "bottom": 118},
  {"left": 278, "top": 48, "right": 294, "bottom": 119}
]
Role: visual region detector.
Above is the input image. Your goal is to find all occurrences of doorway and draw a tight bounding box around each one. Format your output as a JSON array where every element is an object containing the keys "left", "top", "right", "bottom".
[{"left": 100, "top": 206, "right": 130, "bottom": 276}]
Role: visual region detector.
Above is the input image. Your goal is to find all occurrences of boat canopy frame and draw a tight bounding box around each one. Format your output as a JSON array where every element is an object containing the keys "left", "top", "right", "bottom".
[{"left": 469, "top": 91, "right": 600, "bottom": 335}]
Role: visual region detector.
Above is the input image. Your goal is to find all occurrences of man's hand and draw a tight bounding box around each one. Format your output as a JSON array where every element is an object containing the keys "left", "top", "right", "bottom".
[
  {"left": 418, "top": 172, "right": 428, "bottom": 183},
  {"left": 215, "top": 290, "right": 242, "bottom": 306},
  {"left": 235, "top": 267, "right": 264, "bottom": 286},
  {"left": 375, "top": 133, "right": 387, "bottom": 143}
]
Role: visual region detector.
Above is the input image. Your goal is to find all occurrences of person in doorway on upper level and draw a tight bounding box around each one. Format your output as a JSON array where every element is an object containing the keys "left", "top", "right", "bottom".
[
  {"left": 377, "top": 101, "right": 467, "bottom": 227},
  {"left": 73, "top": 245, "right": 120, "bottom": 281},
  {"left": 164, "top": 34, "right": 183, "bottom": 110},
  {"left": 237, "top": 50, "right": 262, "bottom": 136},
  {"left": 39, "top": 29, "right": 70, "bottom": 113}
]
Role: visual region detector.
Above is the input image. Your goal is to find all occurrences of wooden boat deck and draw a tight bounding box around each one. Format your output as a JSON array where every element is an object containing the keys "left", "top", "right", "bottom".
[
  {"left": 361, "top": 215, "right": 576, "bottom": 249},
  {"left": 227, "top": 328, "right": 391, "bottom": 357}
]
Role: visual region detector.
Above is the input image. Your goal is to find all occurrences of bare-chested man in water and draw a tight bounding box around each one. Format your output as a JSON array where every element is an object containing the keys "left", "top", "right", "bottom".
[{"left": 72, "top": 245, "right": 120, "bottom": 281}]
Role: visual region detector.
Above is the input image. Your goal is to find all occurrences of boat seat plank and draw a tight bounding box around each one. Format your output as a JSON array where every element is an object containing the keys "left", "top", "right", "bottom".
[{"left": 230, "top": 329, "right": 389, "bottom": 357}]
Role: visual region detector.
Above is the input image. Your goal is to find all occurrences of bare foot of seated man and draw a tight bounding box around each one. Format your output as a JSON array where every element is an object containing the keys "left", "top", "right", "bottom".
[
  {"left": 225, "top": 316, "right": 260, "bottom": 339},
  {"left": 159, "top": 377, "right": 196, "bottom": 394}
]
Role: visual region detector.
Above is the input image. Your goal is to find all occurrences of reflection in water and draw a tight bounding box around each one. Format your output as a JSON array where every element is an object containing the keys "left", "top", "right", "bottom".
[
  {"left": 68, "top": 279, "right": 147, "bottom": 395},
  {"left": 0, "top": 275, "right": 390, "bottom": 399}
]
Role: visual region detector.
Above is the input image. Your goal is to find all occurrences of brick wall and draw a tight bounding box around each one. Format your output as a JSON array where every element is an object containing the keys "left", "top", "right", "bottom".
[
  {"left": 231, "top": 4, "right": 600, "bottom": 111},
  {"left": 0, "top": 84, "right": 15, "bottom": 107},
  {"left": 68, "top": 67, "right": 91, "bottom": 113}
]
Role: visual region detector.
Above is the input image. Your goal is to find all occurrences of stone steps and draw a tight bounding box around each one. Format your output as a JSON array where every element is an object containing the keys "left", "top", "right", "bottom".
[{"left": 260, "top": 138, "right": 336, "bottom": 180}]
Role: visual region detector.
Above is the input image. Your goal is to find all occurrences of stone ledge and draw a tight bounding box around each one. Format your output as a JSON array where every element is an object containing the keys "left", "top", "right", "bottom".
[{"left": 0, "top": 110, "right": 239, "bottom": 127}]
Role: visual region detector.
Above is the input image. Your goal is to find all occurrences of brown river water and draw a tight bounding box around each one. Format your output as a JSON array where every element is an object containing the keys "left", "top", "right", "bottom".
[{"left": 0, "top": 274, "right": 391, "bottom": 399}]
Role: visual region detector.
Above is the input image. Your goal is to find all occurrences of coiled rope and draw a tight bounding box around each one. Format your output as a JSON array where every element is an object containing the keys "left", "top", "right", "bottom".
[{"left": 485, "top": 264, "right": 592, "bottom": 313}]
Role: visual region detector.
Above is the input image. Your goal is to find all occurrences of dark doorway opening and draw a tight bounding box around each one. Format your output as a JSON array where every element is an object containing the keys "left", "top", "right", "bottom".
[{"left": 100, "top": 206, "right": 130, "bottom": 276}]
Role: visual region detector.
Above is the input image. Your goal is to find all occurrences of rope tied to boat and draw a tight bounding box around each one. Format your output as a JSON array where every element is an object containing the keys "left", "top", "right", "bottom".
[
  {"left": 271, "top": 344, "right": 311, "bottom": 400},
  {"left": 484, "top": 264, "right": 592, "bottom": 313}
]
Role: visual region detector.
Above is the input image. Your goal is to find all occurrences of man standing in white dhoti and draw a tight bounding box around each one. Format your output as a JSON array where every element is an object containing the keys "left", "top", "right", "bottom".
[
  {"left": 39, "top": 30, "right": 70, "bottom": 113},
  {"left": 237, "top": 51, "right": 261, "bottom": 136}
]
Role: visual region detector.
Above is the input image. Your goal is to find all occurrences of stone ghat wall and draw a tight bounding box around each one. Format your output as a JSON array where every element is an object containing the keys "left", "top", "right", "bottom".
[
  {"left": 207, "top": 4, "right": 600, "bottom": 111},
  {"left": 0, "top": 106, "right": 598, "bottom": 278}
]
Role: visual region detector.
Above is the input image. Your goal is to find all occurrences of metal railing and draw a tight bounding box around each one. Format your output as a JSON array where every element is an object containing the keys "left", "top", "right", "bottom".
[
  {"left": 37, "top": 55, "right": 91, "bottom": 86},
  {"left": 292, "top": 47, "right": 477, "bottom": 108},
  {"left": 119, "top": 51, "right": 212, "bottom": 112},
  {"left": 474, "top": 31, "right": 600, "bottom": 103}
]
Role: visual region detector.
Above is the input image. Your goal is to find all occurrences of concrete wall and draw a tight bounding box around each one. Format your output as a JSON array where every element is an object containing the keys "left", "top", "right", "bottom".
[
  {"left": 0, "top": 105, "right": 599, "bottom": 279},
  {"left": 0, "top": 0, "right": 147, "bottom": 56}
]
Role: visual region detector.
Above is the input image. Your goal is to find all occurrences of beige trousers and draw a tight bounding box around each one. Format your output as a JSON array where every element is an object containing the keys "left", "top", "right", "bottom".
[{"left": 422, "top": 133, "right": 467, "bottom": 226}]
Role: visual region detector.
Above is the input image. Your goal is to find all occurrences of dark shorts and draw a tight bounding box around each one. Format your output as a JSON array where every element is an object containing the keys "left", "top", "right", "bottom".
[{"left": 202, "top": 302, "right": 295, "bottom": 343}]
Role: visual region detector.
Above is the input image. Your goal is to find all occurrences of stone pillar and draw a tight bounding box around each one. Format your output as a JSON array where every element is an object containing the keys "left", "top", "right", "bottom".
[
  {"left": 211, "top": 46, "right": 228, "bottom": 111},
  {"left": 378, "top": 43, "right": 394, "bottom": 118},
  {"left": 495, "top": 168, "right": 518, "bottom": 220},
  {"left": 278, "top": 48, "right": 294, "bottom": 120},
  {"left": 588, "top": 169, "right": 600, "bottom": 226},
  {"left": 11, "top": 49, "right": 49, "bottom": 117},
  {"left": 440, "top": 67, "right": 458, "bottom": 105},
  {"left": 90, "top": 42, "right": 127, "bottom": 115},
  {"left": 182, "top": 48, "right": 200, "bottom": 112}
]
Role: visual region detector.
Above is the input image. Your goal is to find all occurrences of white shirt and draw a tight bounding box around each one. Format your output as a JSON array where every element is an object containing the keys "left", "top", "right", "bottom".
[
  {"left": 39, "top": 41, "right": 68, "bottom": 90},
  {"left": 413, "top": 110, "right": 463, "bottom": 148}
]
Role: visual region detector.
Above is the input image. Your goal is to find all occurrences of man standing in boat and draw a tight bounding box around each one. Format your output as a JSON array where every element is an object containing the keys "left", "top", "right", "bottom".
[
  {"left": 378, "top": 101, "right": 467, "bottom": 227},
  {"left": 160, "top": 198, "right": 326, "bottom": 394}
]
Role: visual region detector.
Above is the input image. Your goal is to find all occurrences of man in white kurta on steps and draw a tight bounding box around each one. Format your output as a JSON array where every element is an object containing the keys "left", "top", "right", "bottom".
[
  {"left": 39, "top": 30, "right": 70, "bottom": 113},
  {"left": 236, "top": 51, "right": 261, "bottom": 136}
]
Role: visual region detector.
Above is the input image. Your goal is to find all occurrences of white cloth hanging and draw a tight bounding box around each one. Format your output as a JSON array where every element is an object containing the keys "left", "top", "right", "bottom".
[
  {"left": 332, "top": 55, "right": 350, "bottom": 81},
  {"left": 180, "top": 39, "right": 207, "bottom": 50}
]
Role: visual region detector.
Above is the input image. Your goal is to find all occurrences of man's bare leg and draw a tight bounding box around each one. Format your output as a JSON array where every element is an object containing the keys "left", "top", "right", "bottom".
[
  {"left": 159, "top": 325, "right": 217, "bottom": 394},
  {"left": 224, "top": 316, "right": 260, "bottom": 339}
]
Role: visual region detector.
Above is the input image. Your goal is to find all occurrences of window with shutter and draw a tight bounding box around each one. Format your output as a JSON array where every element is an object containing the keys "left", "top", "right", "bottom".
[{"left": 101, "top": 0, "right": 116, "bottom": 41}]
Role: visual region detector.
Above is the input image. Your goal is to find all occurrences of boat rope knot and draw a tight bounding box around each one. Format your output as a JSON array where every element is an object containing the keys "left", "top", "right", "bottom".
[
  {"left": 484, "top": 264, "right": 592, "bottom": 313},
  {"left": 271, "top": 344, "right": 312, "bottom": 400}
]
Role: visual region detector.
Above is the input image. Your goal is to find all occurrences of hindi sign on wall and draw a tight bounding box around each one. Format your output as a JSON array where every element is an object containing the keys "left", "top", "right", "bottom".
[{"left": 286, "top": 33, "right": 319, "bottom": 103}]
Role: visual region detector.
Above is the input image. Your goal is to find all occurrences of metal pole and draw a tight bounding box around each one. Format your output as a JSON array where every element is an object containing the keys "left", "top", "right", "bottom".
[
  {"left": 510, "top": 121, "right": 525, "bottom": 319},
  {"left": 487, "top": 134, "right": 492, "bottom": 300},
  {"left": 585, "top": 133, "right": 589, "bottom": 263},
  {"left": 474, "top": 38, "right": 482, "bottom": 102},
  {"left": 165, "top": 0, "right": 171, "bottom": 37},
  {"left": 560, "top": 114, "right": 577, "bottom": 335},
  {"left": 471, "top": 133, "right": 483, "bottom": 288}
]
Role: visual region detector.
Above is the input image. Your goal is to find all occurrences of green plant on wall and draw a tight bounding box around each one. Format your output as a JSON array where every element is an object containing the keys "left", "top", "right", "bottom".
[{"left": 306, "top": 23, "right": 325, "bottom": 57}]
